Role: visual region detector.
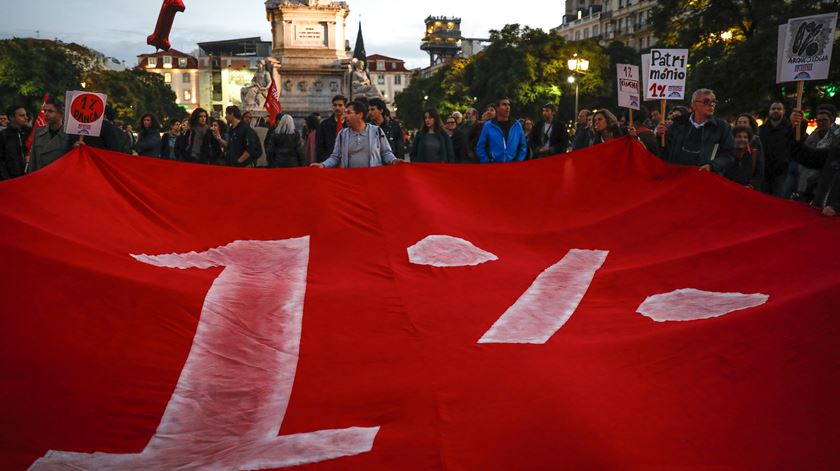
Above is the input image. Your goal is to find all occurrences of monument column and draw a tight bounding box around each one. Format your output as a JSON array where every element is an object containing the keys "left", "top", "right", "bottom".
[{"left": 264, "top": 0, "right": 351, "bottom": 120}]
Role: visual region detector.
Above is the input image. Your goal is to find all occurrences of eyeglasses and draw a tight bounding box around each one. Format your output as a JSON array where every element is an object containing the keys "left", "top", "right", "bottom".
[{"left": 695, "top": 99, "right": 718, "bottom": 106}]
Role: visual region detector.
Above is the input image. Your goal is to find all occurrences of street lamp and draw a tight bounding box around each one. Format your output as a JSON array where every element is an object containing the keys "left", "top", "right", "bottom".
[{"left": 567, "top": 54, "right": 589, "bottom": 119}]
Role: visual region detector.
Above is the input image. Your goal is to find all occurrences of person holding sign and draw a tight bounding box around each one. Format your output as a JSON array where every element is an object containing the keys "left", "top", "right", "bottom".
[
  {"left": 789, "top": 109, "right": 840, "bottom": 217},
  {"left": 655, "top": 88, "right": 734, "bottom": 174}
]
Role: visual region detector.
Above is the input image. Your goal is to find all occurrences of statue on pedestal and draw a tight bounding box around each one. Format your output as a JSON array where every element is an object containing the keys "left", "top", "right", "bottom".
[
  {"left": 241, "top": 59, "right": 273, "bottom": 111},
  {"left": 350, "top": 59, "right": 382, "bottom": 100}
]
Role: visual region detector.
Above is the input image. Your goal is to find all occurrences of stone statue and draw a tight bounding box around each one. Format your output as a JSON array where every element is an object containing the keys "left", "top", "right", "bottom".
[
  {"left": 350, "top": 60, "right": 382, "bottom": 100},
  {"left": 241, "top": 59, "right": 273, "bottom": 111}
]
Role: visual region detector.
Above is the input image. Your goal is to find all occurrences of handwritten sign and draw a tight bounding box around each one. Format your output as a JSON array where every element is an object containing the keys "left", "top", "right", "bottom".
[
  {"left": 777, "top": 13, "right": 837, "bottom": 83},
  {"left": 65, "top": 91, "right": 107, "bottom": 137},
  {"left": 617, "top": 64, "right": 640, "bottom": 110},
  {"left": 645, "top": 49, "right": 688, "bottom": 100}
]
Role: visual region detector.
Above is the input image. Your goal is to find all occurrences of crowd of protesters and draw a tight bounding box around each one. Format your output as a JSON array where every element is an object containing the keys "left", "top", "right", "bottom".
[{"left": 1, "top": 88, "right": 837, "bottom": 216}]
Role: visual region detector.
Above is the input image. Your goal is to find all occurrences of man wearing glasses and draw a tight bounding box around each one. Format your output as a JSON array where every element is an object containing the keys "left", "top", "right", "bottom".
[{"left": 655, "top": 89, "right": 734, "bottom": 174}]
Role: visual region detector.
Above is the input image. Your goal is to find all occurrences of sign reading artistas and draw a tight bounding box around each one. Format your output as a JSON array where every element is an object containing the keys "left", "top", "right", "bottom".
[
  {"left": 645, "top": 49, "right": 688, "bottom": 100},
  {"left": 64, "top": 91, "right": 107, "bottom": 137},
  {"left": 777, "top": 13, "right": 837, "bottom": 82},
  {"left": 617, "top": 64, "right": 640, "bottom": 110}
]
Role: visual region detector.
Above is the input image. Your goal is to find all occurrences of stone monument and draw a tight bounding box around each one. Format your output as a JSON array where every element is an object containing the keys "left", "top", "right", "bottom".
[{"left": 264, "top": 0, "right": 353, "bottom": 119}]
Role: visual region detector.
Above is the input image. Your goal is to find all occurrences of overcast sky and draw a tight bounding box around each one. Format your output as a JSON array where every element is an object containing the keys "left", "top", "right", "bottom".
[{"left": 2, "top": 0, "right": 566, "bottom": 69}]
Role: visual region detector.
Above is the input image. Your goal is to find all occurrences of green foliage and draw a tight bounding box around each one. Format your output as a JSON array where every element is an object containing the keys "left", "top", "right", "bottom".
[
  {"left": 395, "top": 24, "right": 635, "bottom": 129},
  {"left": 651, "top": 0, "right": 840, "bottom": 117},
  {"left": 85, "top": 69, "right": 186, "bottom": 125},
  {"left": 0, "top": 38, "right": 185, "bottom": 124},
  {"left": 0, "top": 39, "right": 81, "bottom": 113}
]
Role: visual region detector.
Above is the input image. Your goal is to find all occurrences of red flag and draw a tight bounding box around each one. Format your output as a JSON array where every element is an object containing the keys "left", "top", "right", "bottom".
[
  {"left": 264, "top": 78, "right": 282, "bottom": 126},
  {"left": 25, "top": 93, "right": 49, "bottom": 160},
  {"left": 2, "top": 138, "right": 840, "bottom": 469}
]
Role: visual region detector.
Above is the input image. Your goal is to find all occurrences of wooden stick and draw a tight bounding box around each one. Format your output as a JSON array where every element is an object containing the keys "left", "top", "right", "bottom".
[
  {"left": 629, "top": 109, "right": 634, "bottom": 129},
  {"left": 660, "top": 99, "right": 666, "bottom": 146},
  {"left": 795, "top": 80, "right": 804, "bottom": 142}
]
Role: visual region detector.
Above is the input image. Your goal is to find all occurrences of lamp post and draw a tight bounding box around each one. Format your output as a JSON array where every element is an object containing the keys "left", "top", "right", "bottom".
[{"left": 567, "top": 54, "right": 589, "bottom": 119}]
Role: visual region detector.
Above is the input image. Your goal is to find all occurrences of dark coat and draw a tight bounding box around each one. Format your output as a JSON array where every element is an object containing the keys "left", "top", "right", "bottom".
[
  {"left": 411, "top": 130, "right": 454, "bottom": 163},
  {"left": 159, "top": 132, "right": 180, "bottom": 160},
  {"left": 530, "top": 118, "right": 569, "bottom": 157},
  {"left": 790, "top": 140, "right": 840, "bottom": 211},
  {"left": 758, "top": 118, "right": 807, "bottom": 179},
  {"left": 266, "top": 131, "right": 304, "bottom": 168},
  {"left": 377, "top": 118, "right": 405, "bottom": 159},
  {"left": 134, "top": 129, "right": 162, "bottom": 158},
  {"left": 316, "top": 115, "right": 345, "bottom": 163},
  {"left": 0, "top": 125, "right": 31, "bottom": 179},
  {"left": 29, "top": 126, "right": 71, "bottom": 172},
  {"left": 67, "top": 120, "right": 123, "bottom": 153},
  {"left": 658, "top": 113, "right": 735, "bottom": 174},
  {"left": 176, "top": 128, "right": 213, "bottom": 163},
  {"left": 226, "top": 122, "right": 262, "bottom": 167},
  {"left": 572, "top": 124, "right": 595, "bottom": 150},
  {"left": 450, "top": 127, "right": 470, "bottom": 163},
  {"left": 723, "top": 146, "right": 765, "bottom": 190}
]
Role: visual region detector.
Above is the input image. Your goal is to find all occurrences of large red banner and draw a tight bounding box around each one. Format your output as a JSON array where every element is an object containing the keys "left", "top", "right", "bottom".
[{"left": 1, "top": 137, "right": 839, "bottom": 469}]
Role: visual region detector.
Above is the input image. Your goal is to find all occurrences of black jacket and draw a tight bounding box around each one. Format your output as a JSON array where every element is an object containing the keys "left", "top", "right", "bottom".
[
  {"left": 530, "top": 118, "right": 569, "bottom": 157},
  {"left": 658, "top": 114, "right": 735, "bottom": 173},
  {"left": 790, "top": 140, "right": 840, "bottom": 211},
  {"left": 759, "top": 118, "right": 798, "bottom": 178},
  {"left": 67, "top": 120, "right": 123, "bottom": 153},
  {"left": 226, "top": 122, "right": 262, "bottom": 167},
  {"left": 316, "top": 115, "right": 345, "bottom": 163},
  {"left": 376, "top": 118, "right": 405, "bottom": 159},
  {"left": 266, "top": 131, "right": 304, "bottom": 168},
  {"left": 134, "top": 129, "right": 162, "bottom": 158},
  {"left": 572, "top": 124, "right": 594, "bottom": 150},
  {"left": 176, "top": 128, "right": 213, "bottom": 163},
  {"left": 0, "top": 125, "right": 31, "bottom": 180},
  {"left": 411, "top": 130, "right": 454, "bottom": 163}
]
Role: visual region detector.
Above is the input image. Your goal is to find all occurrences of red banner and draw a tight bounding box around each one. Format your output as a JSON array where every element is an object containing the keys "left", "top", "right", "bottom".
[
  {"left": 1, "top": 138, "right": 839, "bottom": 469},
  {"left": 265, "top": 79, "right": 282, "bottom": 126}
]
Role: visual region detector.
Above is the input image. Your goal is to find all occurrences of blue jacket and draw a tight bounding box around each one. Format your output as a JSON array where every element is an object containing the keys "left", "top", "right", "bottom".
[{"left": 476, "top": 120, "right": 527, "bottom": 163}]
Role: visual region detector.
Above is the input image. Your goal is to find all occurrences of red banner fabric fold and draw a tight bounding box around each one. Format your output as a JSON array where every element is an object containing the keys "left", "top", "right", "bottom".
[{"left": 1, "top": 137, "right": 839, "bottom": 469}]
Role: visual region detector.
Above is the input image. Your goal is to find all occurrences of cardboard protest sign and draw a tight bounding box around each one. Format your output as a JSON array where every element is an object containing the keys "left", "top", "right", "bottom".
[
  {"left": 65, "top": 91, "right": 107, "bottom": 137},
  {"left": 617, "top": 64, "right": 640, "bottom": 110},
  {"left": 644, "top": 49, "right": 688, "bottom": 100},
  {"left": 777, "top": 13, "right": 837, "bottom": 83}
]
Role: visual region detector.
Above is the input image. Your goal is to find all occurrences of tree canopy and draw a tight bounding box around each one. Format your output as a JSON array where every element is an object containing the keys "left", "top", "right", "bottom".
[
  {"left": 651, "top": 0, "right": 840, "bottom": 117},
  {"left": 395, "top": 25, "right": 640, "bottom": 129},
  {"left": 0, "top": 38, "right": 185, "bottom": 124}
]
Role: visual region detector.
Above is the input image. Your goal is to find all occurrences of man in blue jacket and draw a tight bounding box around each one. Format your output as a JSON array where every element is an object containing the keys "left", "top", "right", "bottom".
[{"left": 476, "top": 97, "right": 527, "bottom": 163}]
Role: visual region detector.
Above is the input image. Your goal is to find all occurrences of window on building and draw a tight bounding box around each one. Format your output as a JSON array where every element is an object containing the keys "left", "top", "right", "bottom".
[
  {"left": 593, "top": 25, "right": 599, "bottom": 36},
  {"left": 377, "top": 74, "right": 385, "bottom": 85},
  {"left": 377, "top": 60, "right": 385, "bottom": 70},
  {"left": 395, "top": 75, "right": 402, "bottom": 85},
  {"left": 182, "top": 73, "right": 191, "bottom": 83},
  {"left": 575, "top": 31, "right": 581, "bottom": 40},
  {"left": 391, "top": 62, "right": 398, "bottom": 69},
  {"left": 179, "top": 57, "right": 188, "bottom": 68},
  {"left": 584, "top": 29, "right": 589, "bottom": 39},
  {"left": 163, "top": 56, "right": 172, "bottom": 68},
  {"left": 619, "top": 0, "right": 624, "bottom": 8},
  {"left": 164, "top": 73, "right": 172, "bottom": 83},
  {"left": 147, "top": 57, "right": 157, "bottom": 68},
  {"left": 184, "top": 90, "right": 192, "bottom": 101}
]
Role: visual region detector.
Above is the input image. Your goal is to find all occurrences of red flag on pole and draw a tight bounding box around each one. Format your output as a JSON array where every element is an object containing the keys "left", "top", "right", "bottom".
[
  {"left": 264, "top": 79, "right": 282, "bottom": 126},
  {"left": 25, "top": 93, "right": 49, "bottom": 160}
]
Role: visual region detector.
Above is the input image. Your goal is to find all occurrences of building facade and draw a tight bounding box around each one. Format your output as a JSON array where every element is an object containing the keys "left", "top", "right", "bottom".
[
  {"left": 196, "top": 38, "right": 273, "bottom": 117},
  {"left": 366, "top": 54, "right": 410, "bottom": 112},
  {"left": 552, "top": 0, "right": 658, "bottom": 51},
  {"left": 137, "top": 49, "right": 200, "bottom": 112}
]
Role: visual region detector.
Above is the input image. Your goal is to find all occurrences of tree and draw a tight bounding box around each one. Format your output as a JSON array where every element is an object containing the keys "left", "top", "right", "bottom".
[
  {"left": 396, "top": 24, "right": 615, "bottom": 128},
  {"left": 85, "top": 69, "right": 186, "bottom": 126},
  {"left": 651, "top": 0, "right": 840, "bottom": 117},
  {"left": 0, "top": 39, "right": 81, "bottom": 113}
]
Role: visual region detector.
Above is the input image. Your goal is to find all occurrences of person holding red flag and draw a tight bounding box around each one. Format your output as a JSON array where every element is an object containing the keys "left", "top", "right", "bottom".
[{"left": 29, "top": 97, "right": 70, "bottom": 173}]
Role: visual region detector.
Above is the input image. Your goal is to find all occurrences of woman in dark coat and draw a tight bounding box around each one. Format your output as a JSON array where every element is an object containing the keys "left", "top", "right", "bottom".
[
  {"left": 411, "top": 108, "right": 454, "bottom": 163},
  {"left": 266, "top": 114, "right": 304, "bottom": 168},
  {"left": 134, "top": 114, "right": 162, "bottom": 158}
]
